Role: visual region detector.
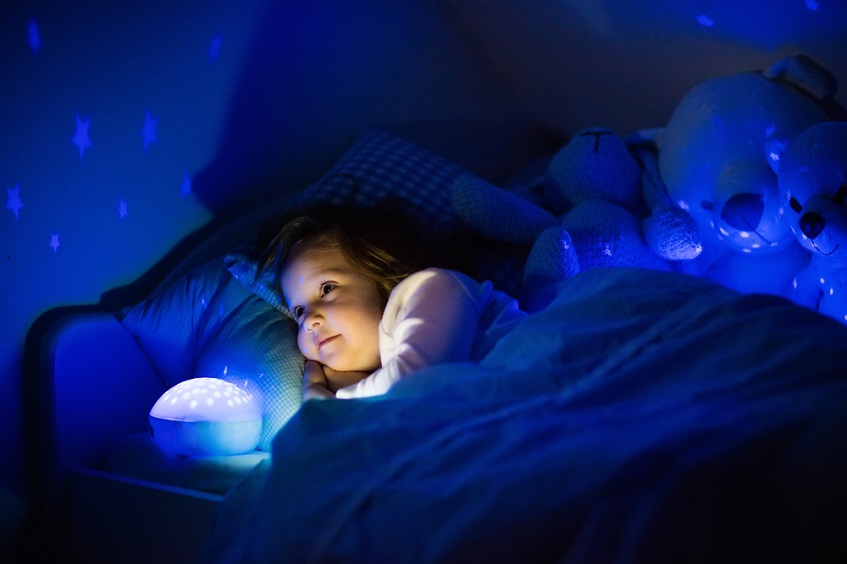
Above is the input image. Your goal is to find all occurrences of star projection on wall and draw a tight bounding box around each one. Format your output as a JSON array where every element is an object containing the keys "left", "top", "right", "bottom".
[
  {"left": 141, "top": 110, "right": 157, "bottom": 152},
  {"left": 181, "top": 172, "right": 193, "bottom": 197},
  {"left": 6, "top": 185, "right": 23, "bottom": 220},
  {"left": 72, "top": 115, "right": 92, "bottom": 159},
  {"left": 28, "top": 20, "right": 41, "bottom": 53},
  {"left": 209, "top": 35, "right": 222, "bottom": 62},
  {"left": 696, "top": 14, "right": 715, "bottom": 27},
  {"left": 5, "top": 18, "right": 224, "bottom": 270}
]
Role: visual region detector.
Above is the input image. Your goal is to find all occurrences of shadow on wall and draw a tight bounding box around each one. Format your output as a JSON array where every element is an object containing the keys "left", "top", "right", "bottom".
[
  {"left": 98, "top": 0, "right": 532, "bottom": 308},
  {"left": 189, "top": 2, "right": 532, "bottom": 216}
]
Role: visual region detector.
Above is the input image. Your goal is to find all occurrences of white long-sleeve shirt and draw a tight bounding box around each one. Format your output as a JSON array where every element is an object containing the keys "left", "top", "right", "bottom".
[{"left": 335, "top": 268, "right": 526, "bottom": 398}]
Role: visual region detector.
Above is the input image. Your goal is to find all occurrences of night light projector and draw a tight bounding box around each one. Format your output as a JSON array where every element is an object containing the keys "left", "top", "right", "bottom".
[{"left": 149, "top": 378, "right": 262, "bottom": 457}]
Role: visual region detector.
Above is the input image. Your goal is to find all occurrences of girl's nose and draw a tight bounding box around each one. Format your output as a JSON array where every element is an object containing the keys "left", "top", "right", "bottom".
[{"left": 304, "top": 314, "right": 321, "bottom": 332}]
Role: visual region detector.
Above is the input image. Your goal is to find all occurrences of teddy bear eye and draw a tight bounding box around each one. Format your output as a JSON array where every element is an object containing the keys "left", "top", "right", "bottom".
[
  {"left": 789, "top": 197, "right": 803, "bottom": 213},
  {"left": 834, "top": 185, "right": 847, "bottom": 206}
]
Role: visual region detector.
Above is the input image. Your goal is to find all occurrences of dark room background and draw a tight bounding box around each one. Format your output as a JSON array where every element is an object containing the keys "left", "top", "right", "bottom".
[{"left": 2, "top": 0, "right": 845, "bottom": 550}]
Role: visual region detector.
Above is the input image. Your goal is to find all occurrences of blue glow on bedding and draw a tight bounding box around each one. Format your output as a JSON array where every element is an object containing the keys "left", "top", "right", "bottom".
[{"left": 206, "top": 268, "right": 847, "bottom": 562}]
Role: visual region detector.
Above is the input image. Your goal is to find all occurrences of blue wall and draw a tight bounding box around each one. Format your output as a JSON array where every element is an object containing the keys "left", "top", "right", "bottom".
[{"left": 454, "top": 0, "right": 847, "bottom": 134}]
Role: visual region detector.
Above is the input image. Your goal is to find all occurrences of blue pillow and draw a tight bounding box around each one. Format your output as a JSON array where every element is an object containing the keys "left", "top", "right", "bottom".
[{"left": 120, "top": 258, "right": 302, "bottom": 452}]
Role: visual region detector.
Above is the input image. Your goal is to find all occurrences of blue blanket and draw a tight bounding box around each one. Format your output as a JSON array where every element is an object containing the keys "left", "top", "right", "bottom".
[{"left": 205, "top": 268, "right": 847, "bottom": 563}]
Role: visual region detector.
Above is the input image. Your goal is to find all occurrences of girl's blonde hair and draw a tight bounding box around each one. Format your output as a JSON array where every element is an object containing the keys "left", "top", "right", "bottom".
[{"left": 256, "top": 203, "right": 437, "bottom": 308}]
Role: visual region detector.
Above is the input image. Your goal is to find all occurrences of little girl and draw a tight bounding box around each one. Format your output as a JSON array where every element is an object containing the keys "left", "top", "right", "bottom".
[{"left": 258, "top": 203, "right": 526, "bottom": 400}]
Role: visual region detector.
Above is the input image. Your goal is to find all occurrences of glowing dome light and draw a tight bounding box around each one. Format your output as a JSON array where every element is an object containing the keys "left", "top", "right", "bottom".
[{"left": 149, "top": 377, "right": 262, "bottom": 457}]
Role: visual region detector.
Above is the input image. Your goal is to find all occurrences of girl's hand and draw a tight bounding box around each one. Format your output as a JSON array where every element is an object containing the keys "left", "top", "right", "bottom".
[
  {"left": 302, "top": 361, "right": 334, "bottom": 401},
  {"left": 321, "top": 365, "right": 371, "bottom": 393},
  {"left": 302, "top": 361, "right": 371, "bottom": 400}
]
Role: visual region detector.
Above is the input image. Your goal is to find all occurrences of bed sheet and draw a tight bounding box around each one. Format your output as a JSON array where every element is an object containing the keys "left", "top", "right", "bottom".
[{"left": 205, "top": 267, "right": 847, "bottom": 563}]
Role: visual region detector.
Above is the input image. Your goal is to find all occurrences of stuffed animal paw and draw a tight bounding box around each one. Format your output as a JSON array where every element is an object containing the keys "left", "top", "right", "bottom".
[
  {"left": 628, "top": 136, "right": 703, "bottom": 261},
  {"left": 523, "top": 227, "right": 579, "bottom": 313}
]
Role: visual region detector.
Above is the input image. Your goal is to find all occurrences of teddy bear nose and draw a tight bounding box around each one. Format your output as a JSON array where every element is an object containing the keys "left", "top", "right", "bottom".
[
  {"left": 720, "top": 193, "right": 763, "bottom": 231},
  {"left": 799, "top": 211, "right": 826, "bottom": 240}
]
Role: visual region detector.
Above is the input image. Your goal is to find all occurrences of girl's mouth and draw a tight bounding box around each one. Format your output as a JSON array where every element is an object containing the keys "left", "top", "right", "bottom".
[{"left": 318, "top": 335, "right": 339, "bottom": 349}]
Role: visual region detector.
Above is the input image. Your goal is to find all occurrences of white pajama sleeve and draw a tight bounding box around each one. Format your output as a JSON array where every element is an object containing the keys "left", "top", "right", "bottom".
[{"left": 336, "top": 270, "right": 480, "bottom": 398}]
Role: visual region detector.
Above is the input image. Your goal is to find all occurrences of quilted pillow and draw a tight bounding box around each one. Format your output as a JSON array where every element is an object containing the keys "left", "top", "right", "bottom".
[
  {"left": 119, "top": 257, "right": 302, "bottom": 452},
  {"left": 293, "top": 126, "right": 463, "bottom": 240},
  {"left": 225, "top": 126, "right": 527, "bottom": 309}
]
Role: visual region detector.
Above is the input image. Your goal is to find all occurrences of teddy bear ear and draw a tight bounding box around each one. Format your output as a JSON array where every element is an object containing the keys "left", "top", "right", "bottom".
[
  {"left": 764, "top": 132, "right": 791, "bottom": 175},
  {"left": 762, "top": 54, "right": 837, "bottom": 104}
]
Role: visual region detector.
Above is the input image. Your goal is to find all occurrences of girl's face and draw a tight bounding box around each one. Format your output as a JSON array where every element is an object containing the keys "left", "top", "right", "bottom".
[{"left": 281, "top": 241, "right": 382, "bottom": 373}]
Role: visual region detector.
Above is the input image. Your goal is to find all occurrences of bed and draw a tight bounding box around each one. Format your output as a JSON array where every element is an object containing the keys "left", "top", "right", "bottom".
[
  {"left": 38, "top": 125, "right": 847, "bottom": 563},
  {"left": 206, "top": 267, "right": 847, "bottom": 563}
]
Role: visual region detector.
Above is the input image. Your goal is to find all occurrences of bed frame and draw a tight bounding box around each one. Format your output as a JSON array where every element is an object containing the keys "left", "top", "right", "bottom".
[{"left": 37, "top": 312, "right": 219, "bottom": 562}]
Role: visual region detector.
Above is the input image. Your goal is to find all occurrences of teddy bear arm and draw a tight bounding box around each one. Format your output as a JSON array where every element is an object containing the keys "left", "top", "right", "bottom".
[{"left": 452, "top": 174, "right": 558, "bottom": 245}]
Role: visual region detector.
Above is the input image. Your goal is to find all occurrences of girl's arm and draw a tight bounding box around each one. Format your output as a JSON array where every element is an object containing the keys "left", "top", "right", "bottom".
[
  {"left": 302, "top": 361, "right": 370, "bottom": 401},
  {"left": 336, "top": 269, "right": 480, "bottom": 399}
]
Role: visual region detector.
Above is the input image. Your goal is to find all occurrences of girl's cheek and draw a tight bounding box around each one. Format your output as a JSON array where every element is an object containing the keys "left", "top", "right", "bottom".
[{"left": 296, "top": 331, "right": 313, "bottom": 358}]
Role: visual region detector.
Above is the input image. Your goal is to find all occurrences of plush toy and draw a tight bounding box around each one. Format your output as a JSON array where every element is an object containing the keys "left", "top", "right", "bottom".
[
  {"left": 452, "top": 126, "right": 702, "bottom": 311},
  {"left": 777, "top": 121, "right": 847, "bottom": 257},
  {"left": 641, "top": 54, "right": 837, "bottom": 297},
  {"left": 775, "top": 121, "right": 847, "bottom": 323},
  {"left": 655, "top": 55, "right": 833, "bottom": 254},
  {"left": 789, "top": 253, "right": 847, "bottom": 325}
]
